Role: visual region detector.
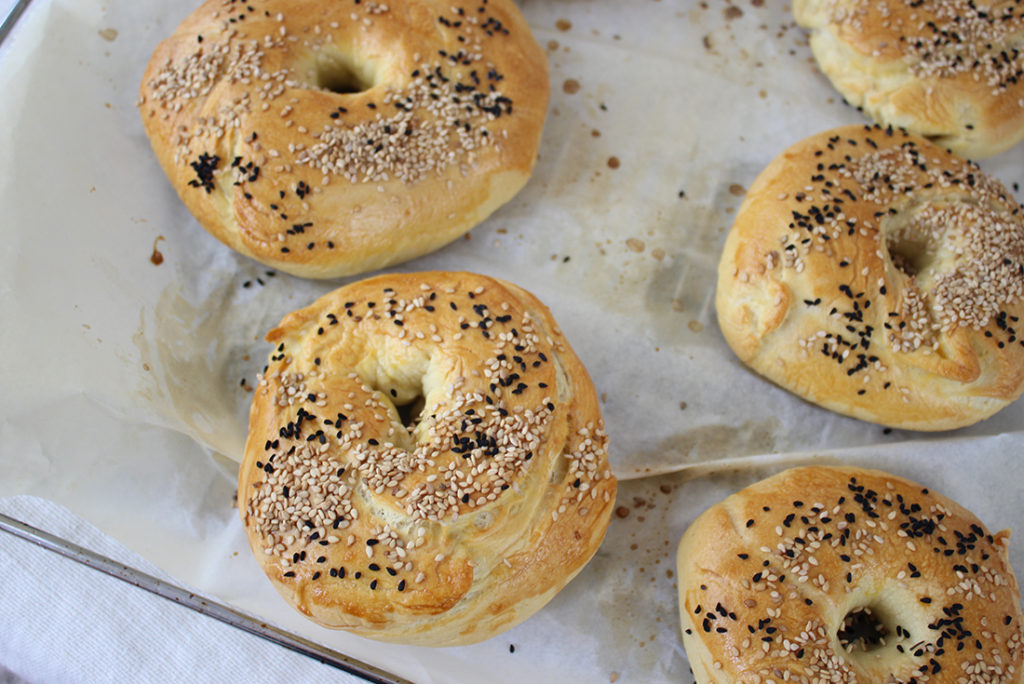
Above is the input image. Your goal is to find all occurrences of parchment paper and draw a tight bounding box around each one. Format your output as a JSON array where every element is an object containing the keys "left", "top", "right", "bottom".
[{"left": 1, "top": 0, "right": 1022, "bottom": 682}]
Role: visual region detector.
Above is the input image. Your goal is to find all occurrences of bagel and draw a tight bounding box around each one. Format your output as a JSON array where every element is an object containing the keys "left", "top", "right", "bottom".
[
  {"left": 794, "top": 0, "right": 1024, "bottom": 159},
  {"left": 716, "top": 124, "right": 1024, "bottom": 430},
  {"left": 677, "top": 465, "right": 1024, "bottom": 683},
  {"left": 237, "top": 271, "right": 616, "bottom": 645},
  {"left": 138, "top": 0, "right": 548, "bottom": 278}
]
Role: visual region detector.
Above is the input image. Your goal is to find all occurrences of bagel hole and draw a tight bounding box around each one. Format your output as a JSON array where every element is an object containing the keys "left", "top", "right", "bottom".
[
  {"left": 396, "top": 393, "right": 426, "bottom": 431},
  {"left": 313, "top": 52, "right": 375, "bottom": 94},
  {"left": 886, "top": 232, "right": 935, "bottom": 278},
  {"left": 837, "top": 606, "right": 889, "bottom": 653}
]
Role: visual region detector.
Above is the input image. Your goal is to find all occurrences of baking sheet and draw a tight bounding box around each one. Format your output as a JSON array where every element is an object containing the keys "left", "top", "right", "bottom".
[{"left": 1, "top": 0, "right": 1022, "bottom": 681}]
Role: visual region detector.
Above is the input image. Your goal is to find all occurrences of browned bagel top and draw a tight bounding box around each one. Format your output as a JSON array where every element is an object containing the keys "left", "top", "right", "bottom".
[
  {"left": 717, "top": 125, "right": 1024, "bottom": 430},
  {"left": 238, "top": 271, "right": 616, "bottom": 645},
  {"left": 139, "top": 0, "right": 549, "bottom": 278},
  {"left": 677, "top": 466, "right": 1024, "bottom": 683},
  {"left": 794, "top": 0, "right": 1024, "bottom": 157}
]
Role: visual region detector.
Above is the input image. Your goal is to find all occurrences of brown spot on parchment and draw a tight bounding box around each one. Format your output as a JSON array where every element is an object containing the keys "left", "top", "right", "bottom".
[{"left": 150, "top": 236, "right": 165, "bottom": 265}]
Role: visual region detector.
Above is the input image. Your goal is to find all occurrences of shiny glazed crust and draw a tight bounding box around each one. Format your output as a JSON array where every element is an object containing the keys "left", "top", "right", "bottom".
[
  {"left": 794, "top": 0, "right": 1024, "bottom": 159},
  {"left": 237, "top": 271, "right": 616, "bottom": 646},
  {"left": 716, "top": 125, "right": 1024, "bottom": 430},
  {"left": 138, "top": 0, "right": 549, "bottom": 278},
  {"left": 677, "top": 465, "right": 1024, "bottom": 683}
]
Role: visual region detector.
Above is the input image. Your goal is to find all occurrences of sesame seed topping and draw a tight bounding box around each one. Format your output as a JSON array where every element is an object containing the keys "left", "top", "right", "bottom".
[
  {"left": 724, "top": 124, "right": 1024, "bottom": 427},
  {"left": 240, "top": 274, "right": 615, "bottom": 636},
  {"left": 680, "top": 467, "right": 1024, "bottom": 682},
  {"left": 139, "top": 0, "right": 544, "bottom": 274}
]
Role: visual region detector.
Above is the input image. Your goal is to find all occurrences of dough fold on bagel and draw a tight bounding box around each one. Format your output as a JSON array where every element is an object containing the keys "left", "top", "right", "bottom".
[
  {"left": 238, "top": 271, "right": 616, "bottom": 646},
  {"left": 677, "top": 465, "right": 1024, "bottom": 683},
  {"left": 716, "top": 125, "right": 1024, "bottom": 430},
  {"left": 794, "top": 0, "right": 1024, "bottom": 159},
  {"left": 138, "top": 0, "right": 548, "bottom": 278}
]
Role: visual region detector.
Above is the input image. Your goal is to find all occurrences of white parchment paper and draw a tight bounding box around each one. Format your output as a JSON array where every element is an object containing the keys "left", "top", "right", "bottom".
[{"left": 1, "top": 1, "right": 1022, "bottom": 681}]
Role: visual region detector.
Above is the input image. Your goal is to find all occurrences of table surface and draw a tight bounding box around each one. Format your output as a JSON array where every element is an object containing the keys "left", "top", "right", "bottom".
[{"left": 1, "top": 501, "right": 367, "bottom": 683}]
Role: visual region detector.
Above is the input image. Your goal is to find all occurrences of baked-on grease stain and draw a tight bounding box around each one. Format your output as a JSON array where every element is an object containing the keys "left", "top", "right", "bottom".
[{"left": 150, "top": 236, "right": 165, "bottom": 265}]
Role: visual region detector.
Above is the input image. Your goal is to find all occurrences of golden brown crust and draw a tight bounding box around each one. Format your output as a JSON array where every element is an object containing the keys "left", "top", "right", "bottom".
[
  {"left": 794, "top": 0, "right": 1024, "bottom": 159},
  {"left": 716, "top": 125, "right": 1024, "bottom": 430},
  {"left": 237, "top": 271, "right": 616, "bottom": 645},
  {"left": 138, "top": 0, "right": 549, "bottom": 278},
  {"left": 677, "top": 466, "right": 1024, "bottom": 683}
]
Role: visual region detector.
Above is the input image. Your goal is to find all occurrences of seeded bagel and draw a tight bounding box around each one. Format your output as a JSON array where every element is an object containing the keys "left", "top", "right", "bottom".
[
  {"left": 794, "top": 0, "right": 1024, "bottom": 159},
  {"left": 677, "top": 465, "right": 1024, "bottom": 683},
  {"left": 138, "top": 0, "right": 549, "bottom": 278},
  {"left": 716, "top": 124, "right": 1024, "bottom": 430},
  {"left": 238, "top": 271, "right": 616, "bottom": 645}
]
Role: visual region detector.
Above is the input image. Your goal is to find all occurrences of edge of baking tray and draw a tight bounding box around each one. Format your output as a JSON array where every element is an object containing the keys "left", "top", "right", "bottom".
[
  {"left": 0, "top": 512, "right": 410, "bottom": 684},
  {"left": 0, "top": 0, "right": 32, "bottom": 47}
]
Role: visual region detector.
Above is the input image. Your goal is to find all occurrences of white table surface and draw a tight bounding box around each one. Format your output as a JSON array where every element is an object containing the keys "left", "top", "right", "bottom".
[{"left": 0, "top": 498, "right": 365, "bottom": 683}]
